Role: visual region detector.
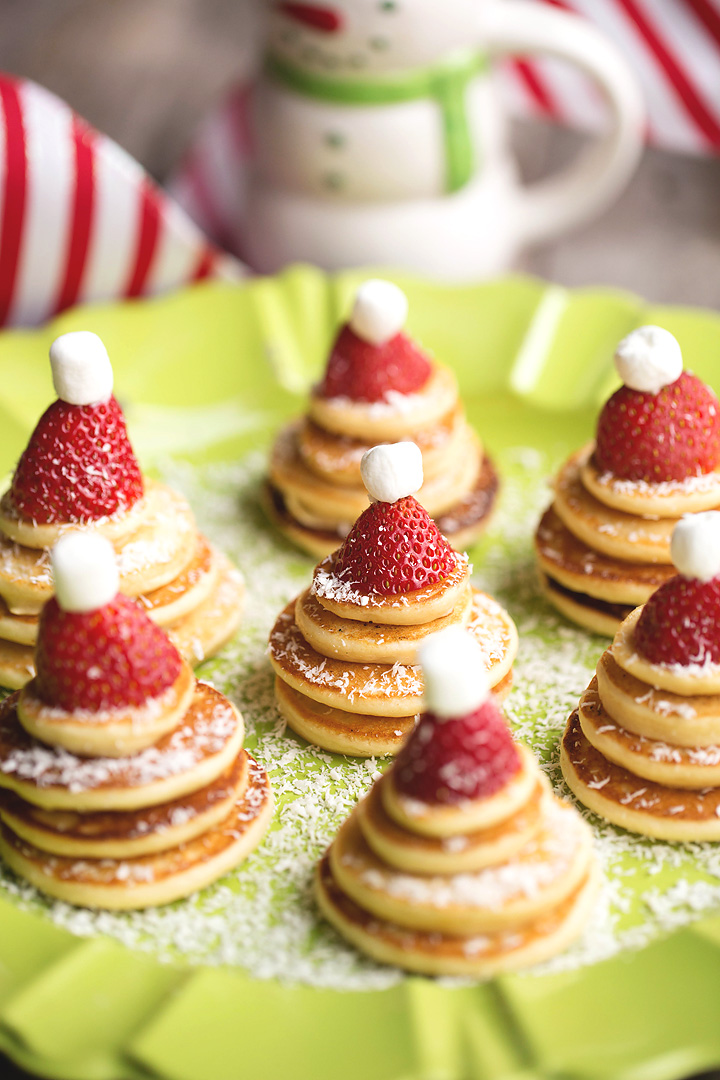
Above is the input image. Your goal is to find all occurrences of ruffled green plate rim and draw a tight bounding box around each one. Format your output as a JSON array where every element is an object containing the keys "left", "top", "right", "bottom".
[{"left": 1, "top": 268, "right": 720, "bottom": 1080}]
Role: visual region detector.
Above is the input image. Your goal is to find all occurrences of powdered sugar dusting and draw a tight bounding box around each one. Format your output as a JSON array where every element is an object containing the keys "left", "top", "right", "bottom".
[{"left": 2, "top": 449, "right": 720, "bottom": 989}]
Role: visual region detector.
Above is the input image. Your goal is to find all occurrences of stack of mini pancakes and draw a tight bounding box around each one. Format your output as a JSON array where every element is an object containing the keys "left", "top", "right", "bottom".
[
  {"left": 265, "top": 281, "right": 498, "bottom": 557},
  {"left": 535, "top": 442, "right": 720, "bottom": 636},
  {"left": 316, "top": 635, "right": 598, "bottom": 977},
  {"left": 0, "top": 540, "right": 271, "bottom": 910},
  {"left": 0, "top": 478, "right": 244, "bottom": 689},
  {"left": 269, "top": 547, "right": 517, "bottom": 757},
  {"left": 561, "top": 604, "right": 720, "bottom": 842}
]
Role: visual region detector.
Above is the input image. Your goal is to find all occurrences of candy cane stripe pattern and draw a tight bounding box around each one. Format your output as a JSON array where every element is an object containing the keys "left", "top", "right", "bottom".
[
  {"left": 502, "top": 0, "right": 720, "bottom": 155},
  {"left": 0, "top": 75, "right": 243, "bottom": 328}
]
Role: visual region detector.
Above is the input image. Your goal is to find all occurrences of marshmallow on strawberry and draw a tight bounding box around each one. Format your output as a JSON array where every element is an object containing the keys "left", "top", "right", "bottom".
[
  {"left": 319, "top": 280, "right": 431, "bottom": 403},
  {"left": 9, "top": 331, "right": 143, "bottom": 524},
  {"left": 393, "top": 627, "right": 521, "bottom": 804},
  {"left": 335, "top": 442, "right": 458, "bottom": 595},
  {"left": 595, "top": 326, "right": 720, "bottom": 483},
  {"left": 317, "top": 625, "right": 596, "bottom": 975},
  {"left": 536, "top": 325, "right": 720, "bottom": 638},
  {"left": 267, "top": 279, "right": 498, "bottom": 557},
  {"left": 34, "top": 532, "right": 183, "bottom": 713}
]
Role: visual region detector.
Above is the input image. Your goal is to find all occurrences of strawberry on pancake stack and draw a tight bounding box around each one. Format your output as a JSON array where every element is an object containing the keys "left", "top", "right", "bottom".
[
  {"left": 265, "top": 279, "right": 499, "bottom": 557},
  {"left": 0, "top": 534, "right": 272, "bottom": 910},
  {"left": 536, "top": 325, "right": 720, "bottom": 635},
  {"left": 0, "top": 332, "right": 244, "bottom": 688},
  {"left": 269, "top": 442, "right": 517, "bottom": 757},
  {"left": 562, "top": 513, "right": 720, "bottom": 841},
  {"left": 316, "top": 627, "right": 598, "bottom": 977}
]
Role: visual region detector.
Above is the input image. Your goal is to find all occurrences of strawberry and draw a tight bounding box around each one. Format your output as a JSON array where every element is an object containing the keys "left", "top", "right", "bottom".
[
  {"left": 335, "top": 495, "right": 457, "bottom": 595},
  {"left": 318, "top": 326, "right": 432, "bottom": 403},
  {"left": 393, "top": 699, "right": 521, "bottom": 804},
  {"left": 35, "top": 593, "right": 182, "bottom": 712},
  {"left": 634, "top": 575, "right": 720, "bottom": 667},
  {"left": 594, "top": 372, "right": 720, "bottom": 483},
  {"left": 10, "top": 395, "right": 143, "bottom": 524}
]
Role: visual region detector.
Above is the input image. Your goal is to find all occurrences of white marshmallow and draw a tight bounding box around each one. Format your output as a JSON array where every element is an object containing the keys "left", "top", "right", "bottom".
[
  {"left": 670, "top": 513, "right": 720, "bottom": 583},
  {"left": 349, "top": 279, "right": 408, "bottom": 346},
  {"left": 50, "top": 331, "right": 114, "bottom": 405},
  {"left": 419, "top": 627, "right": 490, "bottom": 720},
  {"left": 360, "top": 442, "right": 423, "bottom": 503},
  {"left": 51, "top": 533, "right": 120, "bottom": 613},
  {"left": 614, "top": 325, "right": 682, "bottom": 395}
]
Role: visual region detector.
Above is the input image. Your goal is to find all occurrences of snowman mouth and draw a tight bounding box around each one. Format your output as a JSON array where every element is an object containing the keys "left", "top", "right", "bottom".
[{"left": 278, "top": 3, "right": 343, "bottom": 32}]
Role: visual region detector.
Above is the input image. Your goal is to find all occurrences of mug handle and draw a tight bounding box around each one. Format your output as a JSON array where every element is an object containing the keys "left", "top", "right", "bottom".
[{"left": 479, "top": 0, "right": 646, "bottom": 245}]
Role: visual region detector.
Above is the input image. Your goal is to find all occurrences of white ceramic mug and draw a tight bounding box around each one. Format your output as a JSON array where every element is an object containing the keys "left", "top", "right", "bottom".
[{"left": 242, "top": 0, "right": 645, "bottom": 279}]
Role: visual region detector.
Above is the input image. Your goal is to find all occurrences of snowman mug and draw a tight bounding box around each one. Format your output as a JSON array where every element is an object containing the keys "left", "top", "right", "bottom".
[{"left": 241, "top": 0, "right": 645, "bottom": 279}]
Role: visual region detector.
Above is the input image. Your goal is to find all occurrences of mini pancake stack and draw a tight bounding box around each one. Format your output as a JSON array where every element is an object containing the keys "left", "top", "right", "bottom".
[
  {"left": 536, "top": 326, "right": 720, "bottom": 636},
  {"left": 0, "top": 332, "right": 244, "bottom": 688},
  {"left": 316, "top": 627, "right": 598, "bottom": 977},
  {"left": 562, "top": 514, "right": 720, "bottom": 841},
  {"left": 269, "top": 443, "right": 517, "bottom": 757},
  {"left": 265, "top": 279, "right": 498, "bottom": 557},
  {"left": 0, "top": 533, "right": 272, "bottom": 909}
]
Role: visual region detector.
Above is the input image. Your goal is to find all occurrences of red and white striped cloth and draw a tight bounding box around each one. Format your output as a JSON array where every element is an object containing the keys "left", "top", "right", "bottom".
[
  {"left": 0, "top": 75, "right": 242, "bottom": 329},
  {"left": 505, "top": 0, "right": 720, "bottom": 156},
  {"left": 171, "top": 0, "right": 720, "bottom": 254}
]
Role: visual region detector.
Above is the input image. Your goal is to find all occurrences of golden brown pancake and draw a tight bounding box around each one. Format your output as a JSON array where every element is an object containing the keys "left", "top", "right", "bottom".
[
  {"left": 358, "top": 772, "right": 546, "bottom": 874},
  {"left": 329, "top": 798, "right": 592, "bottom": 934},
  {"left": 561, "top": 708, "right": 720, "bottom": 840},
  {"left": 580, "top": 443, "right": 720, "bottom": 517},
  {"left": 579, "top": 677, "right": 720, "bottom": 789},
  {"left": 0, "top": 755, "right": 273, "bottom": 909},
  {"left": 613, "top": 607, "right": 720, "bottom": 697},
  {"left": 316, "top": 854, "right": 599, "bottom": 977},
  {"left": 167, "top": 553, "right": 244, "bottom": 665},
  {"left": 596, "top": 650, "right": 720, "bottom": 747},
  {"left": 0, "top": 753, "right": 250, "bottom": 859},
  {"left": 538, "top": 571, "right": 634, "bottom": 638},
  {"left": 17, "top": 660, "right": 196, "bottom": 758},
  {"left": 0, "top": 683, "right": 244, "bottom": 812}
]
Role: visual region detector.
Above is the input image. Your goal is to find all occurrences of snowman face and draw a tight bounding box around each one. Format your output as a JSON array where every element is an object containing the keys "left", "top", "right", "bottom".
[{"left": 268, "top": 0, "right": 481, "bottom": 73}]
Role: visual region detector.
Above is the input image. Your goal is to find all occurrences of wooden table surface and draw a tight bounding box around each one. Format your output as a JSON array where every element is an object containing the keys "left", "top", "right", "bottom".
[{"left": 0, "top": 3, "right": 719, "bottom": 1078}]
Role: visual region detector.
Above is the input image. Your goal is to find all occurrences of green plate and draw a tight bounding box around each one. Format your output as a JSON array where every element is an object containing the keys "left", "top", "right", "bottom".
[{"left": 2, "top": 269, "right": 720, "bottom": 1080}]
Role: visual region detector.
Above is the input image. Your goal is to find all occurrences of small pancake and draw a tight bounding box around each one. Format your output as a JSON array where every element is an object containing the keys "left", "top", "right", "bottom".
[
  {"left": 539, "top": 571, "right": 632, "bottom": 637},
  {"left": 295, "top": 584, "right": 473, "bottom": 664},
  {"left": 579, "top": 677, "right": 720, "bottom": 789},
  {"left": 580, "top": 443, "right": 720, "bottom": 517},
  {"left": 17, "top": 662, "right": 196, "bottom": 758},
  {"left": 270, "top": 422, "right": 482, "bottom": 528},
  {"left": 269, "top": 603, "right": 423, "bottom": 717},
  {"left": 561, "top": 708, "right": 720, "bottom": 840},
  {"left": 535, "top": 507, "right": 675, "bottom": 605},
  {"left": 554, "top": 452, "right": 674, "bottom": 564},
  {"left": 270, "top": 589, "right": 516, "bottom": 718},
  {"left": 381, "top": 746, "right": 537, "bottom": 837},
  {"left": 308, "top": 364, "right": 458, "bottom": 441},
  {"left": 0, "top": 752, "right": 250, "bottom": 859},
  {"left": 297, "top": 404, "right": 467, "bottom": 486},
  {"left": 167, "top": 552, "right": 244, "bottom": 664},
  {"left": 0, "top": 755, "right": 272, "bottom": 910},
  {"left": 0, "top": 485, "right": 146, "bottom": 550},
  {"left": 596, "top": 650, "right": 720, "bottom": 747},
  {"left": 613, "top": 607, "right": 720, "bottom": 697},
  {"left": 0, "top": 535, "right": 220, "bottom": 649},
  {"left": 329, "top": 797, "right": 592, "bottom": 934},
  {"left": 0, "top": 481, "right": 197, "bottom": 616},
  {"left": 275, "top": 677, "right": 417, "bottom": 757},
  {"left": 0, "top": 637, "right": 36, "bottom": 691},
  {"left": 358, "top": 771, "right": 545, "bottom": 874},
  {"left": 316, "top": 854, "right": 599, "bottom": 978},
  {"left": 0, "top": 683, "right": 244, "bottom": 811},
  {"left": 264, "top": 455, "right": 498, "bottom": 559},
  {"left": 311, "top": 551, "right": 470, "bottom": 626}
]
